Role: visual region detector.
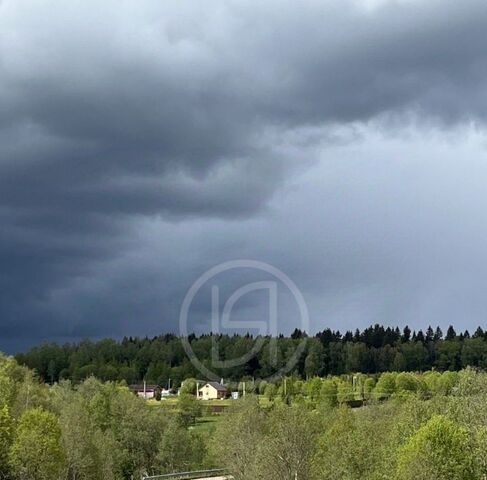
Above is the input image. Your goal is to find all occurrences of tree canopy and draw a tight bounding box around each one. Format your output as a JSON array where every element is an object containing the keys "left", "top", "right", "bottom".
[{"left": 15, "top": 324, "right": 487, "bottom": 386}]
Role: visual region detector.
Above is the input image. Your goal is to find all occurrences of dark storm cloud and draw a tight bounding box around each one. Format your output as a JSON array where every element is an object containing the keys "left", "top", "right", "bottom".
[
  {"left": 2, "top": 0, "right": 487, "bottom": 349},
  {"left": 3, "top": 0, "right": 487, "bottom": 217}
]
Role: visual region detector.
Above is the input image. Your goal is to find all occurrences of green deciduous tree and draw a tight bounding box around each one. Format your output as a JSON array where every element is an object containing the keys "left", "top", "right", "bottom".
[
  {"left": 0, "top": 405, "right": 13, "bottom": 478},
  {"left": 9, "top": 407, "right": 65, "bottom": 480},
  {"left": 336, "top": 379, "right": 354, "bottom": 404},
  {"left": 60, "top": 397, "right": 119, "bottom": 480},
  {"left": 180, "top": 378, "right": 197, "bottom": 395},
  {"left": 211, "top": 397, "right": 265, "bottom": 480},
  {"left": 178, "top": 393, "right": 202, "bottom": 427},
  {"left": 156, "top": 417, "right": 206, "bottom": 473},
  {"left": 320, "top": 378, "right": 338, "bottom": 408},
  {"left": 373, "top": 372, "right": 396, "bottom": 399},
  {"left": 396, "top": 415, "right": 475, "bottom": 480},
  {"left": 313, "top": 400, "right": 400, "bottom": 480},
  {"left": 304, "top": 339, "right": 324, "bottom": 378},
  {"left": 395, "top": 372, "right": 418, "bottom": 394},
  {"left": 259, "top": 405, "right": 320, "bottom": 480},
  {"left": 264, "top": 382, "right": 277, "bottom": 401}
]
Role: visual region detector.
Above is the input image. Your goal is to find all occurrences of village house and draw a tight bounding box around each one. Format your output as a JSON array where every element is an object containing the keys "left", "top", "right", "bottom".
[
  {"left": 129, "top": 383, "right": 159, "bottom": 399},
  {"left": 198, "top": 381, "right": 227, "bottom": 400}
]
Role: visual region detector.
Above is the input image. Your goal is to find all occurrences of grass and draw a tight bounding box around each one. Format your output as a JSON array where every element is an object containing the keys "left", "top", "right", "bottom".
[
  {"left": 258, "top": 395, "right": 273, "bottom": 408},
  {"left": 147, "top": 395, "right": 276, "bottom": 441},
  {"left": 148, "top": 395, "right": 272, "bottom": 408},
  {"left": 190, "top": 415, "right": 221, "bottom": 436}
]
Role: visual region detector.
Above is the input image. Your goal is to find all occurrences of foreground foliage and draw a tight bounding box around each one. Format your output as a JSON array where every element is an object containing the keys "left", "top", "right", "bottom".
[
  {"left": 4, "top": 349, "right": 487, "bottom": 479},
  {"left": 212, "top": 368, "right": 487, "bottom": 480},
  {"left": 0, "top": 354, "right": 207, "bottom": 480}
]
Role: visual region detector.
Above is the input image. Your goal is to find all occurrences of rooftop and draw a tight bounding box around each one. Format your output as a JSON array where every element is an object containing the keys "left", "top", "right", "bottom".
[{"left": 200, "top": 381, "right": 227, "bottom": 392}]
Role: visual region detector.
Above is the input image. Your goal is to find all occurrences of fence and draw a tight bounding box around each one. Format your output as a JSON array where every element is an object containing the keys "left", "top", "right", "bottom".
[{"left": 142, "top": 468, "right": 229, "bottom": 480}]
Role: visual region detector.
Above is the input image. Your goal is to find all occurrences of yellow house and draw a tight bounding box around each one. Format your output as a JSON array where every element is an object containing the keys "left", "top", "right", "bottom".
[{"left": 198, "top": 382, "right": 227, "bottom": 400}]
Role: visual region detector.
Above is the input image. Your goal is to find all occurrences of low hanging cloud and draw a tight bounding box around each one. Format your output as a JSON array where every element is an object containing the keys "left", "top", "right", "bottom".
[{"left": 2, "top": 0, "right": 487, "bottom": 350}]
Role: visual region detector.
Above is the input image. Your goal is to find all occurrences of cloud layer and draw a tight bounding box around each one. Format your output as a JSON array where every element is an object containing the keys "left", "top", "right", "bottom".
[{"left": 2, "top": 0, "right": 487, "bottom": 350}]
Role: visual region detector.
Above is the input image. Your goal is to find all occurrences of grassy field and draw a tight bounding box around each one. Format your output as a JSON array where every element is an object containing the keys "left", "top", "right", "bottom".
[
  {"left": 148, "top": 397, "right": 234, "bottom": 406},
  {"left": 190, "top": 416, "right": 221, "bottom": 436},
  {"left": 147, "top": 397, "right": 230, "bottom": 438},
  {"left": 147, "top": 395, "right": 273, "bottom": 440},
  {"left": 148, "top": 395, "right": 272, "bottom": 408}
]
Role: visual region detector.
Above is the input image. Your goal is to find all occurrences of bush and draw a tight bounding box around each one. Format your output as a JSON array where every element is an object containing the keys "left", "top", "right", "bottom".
[{"left": 396, "top": 415, "right": 475, "bottom": 480}]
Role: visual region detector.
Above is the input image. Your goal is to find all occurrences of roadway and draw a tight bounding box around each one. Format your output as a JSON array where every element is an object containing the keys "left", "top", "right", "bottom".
[{"left": 195, "top": 477, "right": 228, "bottom": 480}]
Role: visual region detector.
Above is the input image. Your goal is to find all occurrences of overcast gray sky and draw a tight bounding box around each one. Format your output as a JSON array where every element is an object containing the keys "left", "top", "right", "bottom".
[{"left": 2, "top": 0, "right": 487, "bottom": 352}]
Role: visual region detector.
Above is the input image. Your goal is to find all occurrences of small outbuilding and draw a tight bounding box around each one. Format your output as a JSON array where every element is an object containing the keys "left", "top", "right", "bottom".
[
  {"left": 129, "top": 383, "right": 159, "bottom": 399},
  {"left": 160, "top": 388, "right": 172, "bottom": 398}
]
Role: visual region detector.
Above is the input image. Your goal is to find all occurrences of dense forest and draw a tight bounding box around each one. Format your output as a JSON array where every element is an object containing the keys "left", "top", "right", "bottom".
[{"left": 14, "top": 324, "right": 487, "bottom": 385}]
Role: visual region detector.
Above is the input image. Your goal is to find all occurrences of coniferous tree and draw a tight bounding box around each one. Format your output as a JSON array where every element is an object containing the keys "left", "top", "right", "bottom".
[
  {"left": 473, "top": 327, "right": 484, "bottom": 338},
  {"left": 446, "top": 326, "right": 457, "bottom": 341},
  {"left": 402, "top": 326, "right": 412, "bottom": 343},
  {"left": 434, "top": 326, "right": 443, "bottom": 341}
]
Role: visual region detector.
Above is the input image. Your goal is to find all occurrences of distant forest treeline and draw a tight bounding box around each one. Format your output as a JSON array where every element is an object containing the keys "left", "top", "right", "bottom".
[{"left": 14, "top": 324, "right": 487, "bottom": 385}]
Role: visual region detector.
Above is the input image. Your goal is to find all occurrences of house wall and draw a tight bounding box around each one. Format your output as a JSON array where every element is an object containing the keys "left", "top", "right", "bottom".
[
  {"left": 199, "top": 385, "right": 226, "bottom": 400},
  {"left": 201, "top": 385, "right": 214, "bottom": 400},
  {"left": 136, "top": 390, "right": 155, "bottom": 399}
]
